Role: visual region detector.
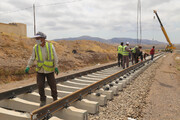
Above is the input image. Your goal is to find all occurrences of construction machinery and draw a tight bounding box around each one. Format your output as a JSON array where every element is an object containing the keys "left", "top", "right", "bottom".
[{"left": 153, "top": 10, "right": 176, "bottom": 52}]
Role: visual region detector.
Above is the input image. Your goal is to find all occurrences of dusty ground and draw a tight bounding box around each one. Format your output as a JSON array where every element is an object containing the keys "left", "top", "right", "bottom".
[
  {"left": 89, "top": 52, "right": 180, "bottom": 120},
  {"left": 142, "top": 53, "right": 180, "bottom": 120}
]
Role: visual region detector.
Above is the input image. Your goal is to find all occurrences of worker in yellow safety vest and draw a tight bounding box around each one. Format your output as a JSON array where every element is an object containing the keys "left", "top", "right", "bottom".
[
  {"left": 25, "top": 32, "right": 59, "bottom": 107},
  {"left": 122, "top": 42, "right": 131, "bottom": 69},
  {"left": 117, "top": 42, "right": 124, "bottom": 67}
]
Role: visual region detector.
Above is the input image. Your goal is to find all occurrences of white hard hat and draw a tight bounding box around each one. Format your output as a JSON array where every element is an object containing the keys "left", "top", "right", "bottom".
[
  {"left": 126, "top": 42, "right": 129, "bottom": 45},
  {"left": 32, "top": 32, "right": 47, "bottom": 39}
]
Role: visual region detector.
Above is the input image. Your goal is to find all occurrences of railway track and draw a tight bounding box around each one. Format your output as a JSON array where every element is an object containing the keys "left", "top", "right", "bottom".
[{"left": 0, "top": 53, "right": 163, "bottom": 120}]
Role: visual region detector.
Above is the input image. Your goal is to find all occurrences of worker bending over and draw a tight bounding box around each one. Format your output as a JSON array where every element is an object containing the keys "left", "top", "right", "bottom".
[
  {"left": 117, "top": 42, "right": 123, "bottom": 67},
  {"left": 25, "top": 32, "right": 59, "bottom": 107},
  {"left": 132, "top": 45, "right": 142, "bottom": 64}
]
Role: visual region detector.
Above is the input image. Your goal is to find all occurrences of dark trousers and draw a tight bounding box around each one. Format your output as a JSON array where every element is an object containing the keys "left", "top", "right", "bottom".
[
  {"left": 132, "top": 52, "right": 143, "bottom": 64},
  {"left": 118, "top": 53, "right": 123, "bottom": 67},
  {"left": 123, "top": 56, "right": 129, "bottom": 69},
  {"left": 139, "top": 51, "right": 143, "bottom": 61},
  {"left": 151, "top": 54, "right": 154, "bottom": 60},
  {"left": 132, "top": 53, "right": 137, "bottom": 64},
  {"left": 37, "top": 72, "right": 57, "bottom": 101},
  {"left": 129, "top": 53, "right": 132, "bottom": 60}
]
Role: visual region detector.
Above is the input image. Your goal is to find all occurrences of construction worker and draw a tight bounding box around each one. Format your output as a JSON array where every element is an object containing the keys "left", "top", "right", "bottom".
[
  {"left": 25, "top": 32, "right": 59, "bottom": 107},
  {"left": 139, "top": 50, "right": 143, "bottom": 62},
  {"left": 122, "top": 42, "right": 130, "bottom": 69},
  {"left": 132, "top": 46, "right": 137, "bottom": 64},
  {"left": 132, "top": 45, "right": 142, "bottom": 64},
  {"left": 117, "top": 42, "right": 123, "bottom": 67},
  {"left": 143, "top": 52, "right": 149, "bottom": 60},
  {"left": 150, "top": 46, "right": 155, "bottom": 60}
]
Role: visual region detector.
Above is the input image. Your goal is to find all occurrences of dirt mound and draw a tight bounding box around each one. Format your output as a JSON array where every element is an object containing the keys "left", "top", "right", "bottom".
[{"left": 0, "top": 33, "right": 117, "bottom": 84}]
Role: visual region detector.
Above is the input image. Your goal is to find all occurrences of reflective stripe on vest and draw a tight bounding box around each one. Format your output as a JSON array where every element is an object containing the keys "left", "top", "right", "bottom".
[
  {"left": 35, "top": 42, "right": 54, "bottom": 72},
  {"left": 132, "top": 46, "right": 138, "bottom": 53},
  {"left": 118, "top": 45, "right": 123, "bottom": 54},
  {"left": 122, "top": 45, "right": 129, "bottom": 56}
]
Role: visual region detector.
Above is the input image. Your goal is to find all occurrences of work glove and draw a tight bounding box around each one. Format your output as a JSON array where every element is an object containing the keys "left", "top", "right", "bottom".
[
  {"left": 25, "top": 67, "right": 30, "bottom": 73},
  {"left": 55, "top": 67, "right": 59, "bottom": 75}
]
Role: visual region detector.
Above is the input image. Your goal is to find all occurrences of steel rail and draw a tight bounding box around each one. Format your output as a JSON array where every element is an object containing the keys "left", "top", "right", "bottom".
[
  {"left": 0, "top": 62, "right": 117, "bottom": 101},
  {"left": 31, "top": 53, "right": 163, "bottom": 120}
]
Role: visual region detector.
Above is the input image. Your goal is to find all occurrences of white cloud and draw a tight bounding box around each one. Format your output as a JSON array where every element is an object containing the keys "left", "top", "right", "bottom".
[{"left": 0, "top": 0, "right": 180, "bottom": 43}]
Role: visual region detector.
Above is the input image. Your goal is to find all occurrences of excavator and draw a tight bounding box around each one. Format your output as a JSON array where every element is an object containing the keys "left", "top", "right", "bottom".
[{"left": 153, "top": 10, "right": 176, "bottom": 52}]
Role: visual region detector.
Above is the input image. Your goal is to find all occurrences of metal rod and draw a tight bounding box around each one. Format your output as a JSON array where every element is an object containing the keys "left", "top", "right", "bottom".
[
  {"left": 139, "top": 0, "right": 142, "bottom": 45},
  {"left": 137, "top": 0, "right": 139, "bottom": 45},
  {"left": 33, "top": 4, "right": 36, "bottom": 35}
]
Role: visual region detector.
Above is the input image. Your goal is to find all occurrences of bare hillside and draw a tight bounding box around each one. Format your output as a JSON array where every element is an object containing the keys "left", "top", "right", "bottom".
[{"left": 0, "top": 33, "right": 116, "bottom": 84}]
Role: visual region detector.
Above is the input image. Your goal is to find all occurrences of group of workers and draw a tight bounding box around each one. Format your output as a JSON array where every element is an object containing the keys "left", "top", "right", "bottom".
[
  {"left": 118, "top": 42, "right": 156, "bottom": 69},
  {"left": 117, "top": 42, "right": 144, "bottom": 69}
]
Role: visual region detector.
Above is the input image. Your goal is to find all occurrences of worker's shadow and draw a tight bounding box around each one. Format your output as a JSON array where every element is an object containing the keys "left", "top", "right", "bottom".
[{"left": 158, "top": 81, "right": 173, "bottom": 88}]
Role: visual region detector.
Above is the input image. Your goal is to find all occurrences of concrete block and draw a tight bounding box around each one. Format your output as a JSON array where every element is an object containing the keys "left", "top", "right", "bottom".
[
  {"left": 120, "top": 80, "right": 127, "bottom": 88},
  {"left": 78, "top": 77, "right": 100, "bottom": 81},
  {"left": 62, "top": 81, "right": 89, "bottom": 88},
  {"left": 81, "top": 76, "right": 101, "bottom": 81},
  {"left": 126, "top": 78, "right": 130, "bottom": 85},
  {"left": 18, "top": 92, "right": 53, "bottom": 104},
  {"left": 0, "top": 107, "right": 30, "bottom": 120},
  {"left": 46, "top": 88, "right": 72, "bottom": 97},
  {"left": 97, "top": 70, "right": 117, "bottom": 73},
  {"left": 55, "top": 106, "right": 88, "bottom": 120},
  {"left": 86, "top": 74, "right": 105, "bottom": 79},
  {"left": 92, "top": 73, "right": 110, "bottom": 77},
  {"left": 71, "top": 99, "right": 99, "bottom": 114},
  {"left": 56, "top": 84, "right": 80, "bottom": 92},
  {"left": 73, "top": 78, "right": 95, "bottom": 84},
  {"left": 128, "top": 76, "right": 134, "bottom": 82},
  {"left": 84, "top": 93, "right": 107, "bottom": 106},
  {"left": 0, "top": 98, "right": 39, "bottom": 112},
  {"left": 109, "top": 86, "right": 118, "bottom": 95},
  {"left": 112, "top": 82, "right": 123, "bottom": 91},
  {"left": 34, "top": 88, "right": 71, "bottom": 98},
  {"left": 50, "top": 116, "right": 64, "bottom": 120},
  {"left": 92, "top": 73, "right": 111, "bottom": 76},
  {"left": 96, "top": 88, "right": 113, "bottom": 100}
]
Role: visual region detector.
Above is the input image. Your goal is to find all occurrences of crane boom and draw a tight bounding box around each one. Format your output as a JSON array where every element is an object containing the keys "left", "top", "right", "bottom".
[{"left": 153, "top": 10, "right": 176, "bottom": 50}]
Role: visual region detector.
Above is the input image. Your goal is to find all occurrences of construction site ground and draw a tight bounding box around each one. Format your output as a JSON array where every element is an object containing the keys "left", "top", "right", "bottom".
[
  {"left": 89, "top": 53, "right": 180, "bottom": 120},
  {"left": 142, "top": 53, "right": 180, "bottom": 120},
  {"left": 0, "top": 32, "right": 180, "bottom": 120}
]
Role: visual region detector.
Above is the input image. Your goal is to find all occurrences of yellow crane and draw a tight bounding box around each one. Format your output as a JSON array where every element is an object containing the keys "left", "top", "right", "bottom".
[{"left": 153, "top": 10, "right": 176, "bottom": 52}]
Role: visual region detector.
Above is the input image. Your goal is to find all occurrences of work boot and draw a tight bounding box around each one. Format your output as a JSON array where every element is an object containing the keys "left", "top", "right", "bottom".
[
  {"left": 40, "top": 101, "right": 46, "bottom": 107},
  {"left": 53, "top": 98, "right": 57, "bottom": 101}
]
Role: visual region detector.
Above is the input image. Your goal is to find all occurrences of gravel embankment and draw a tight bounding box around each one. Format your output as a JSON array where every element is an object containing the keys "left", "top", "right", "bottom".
[{"left": 89, "top": 59, "right": 161, "bottom": 120}]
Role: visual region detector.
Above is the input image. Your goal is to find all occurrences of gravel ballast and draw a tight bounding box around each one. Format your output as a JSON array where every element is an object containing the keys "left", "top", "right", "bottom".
[{"left": 89, "top": 58, "right": 161, "bottom": 120}]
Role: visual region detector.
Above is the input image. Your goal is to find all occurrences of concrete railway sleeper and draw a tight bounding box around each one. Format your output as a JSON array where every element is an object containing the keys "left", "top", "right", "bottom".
[{"left": 0, "top": 53, "right": 163, "bottom": 120}]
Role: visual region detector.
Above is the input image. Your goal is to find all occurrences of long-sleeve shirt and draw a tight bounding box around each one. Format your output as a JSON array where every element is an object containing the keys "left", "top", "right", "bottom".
[
  {"left": 150, "top": 48, "right": 155, "bottom": 55},
  {"left": 135, "top": 47, "right": 140, "bottom": 56},
  {"left": 125, "top": 46, "right": 131, "bottom": 53},
  {"left": 27, "top": 42, "right": 58, "bottom": 73}
]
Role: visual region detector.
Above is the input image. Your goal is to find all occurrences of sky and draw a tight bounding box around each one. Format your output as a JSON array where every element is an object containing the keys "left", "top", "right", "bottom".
[{"left": 0, "top": 0, "right": 180, "bottom": 43}]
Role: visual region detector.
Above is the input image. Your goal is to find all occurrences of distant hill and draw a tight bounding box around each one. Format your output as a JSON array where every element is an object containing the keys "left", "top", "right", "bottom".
[{"left": 54, "top": 35, "right": 166, "bottom": 45}]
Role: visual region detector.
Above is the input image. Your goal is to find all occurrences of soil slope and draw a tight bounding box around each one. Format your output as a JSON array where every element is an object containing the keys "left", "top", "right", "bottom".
[{"left": 0, "top": 33, "right": 116, "bottom": 84}]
